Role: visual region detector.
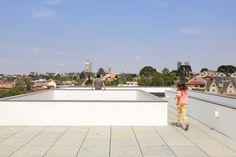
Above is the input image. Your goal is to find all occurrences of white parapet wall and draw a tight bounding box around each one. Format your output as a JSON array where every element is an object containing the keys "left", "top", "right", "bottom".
[
  {"left": 65, "top": 87, "right": 172, "bottom": 95},
  {"left": 0, "top": 89, "right": 167, "bottom": 126},
  {"left": 166, "top": 90, "right": 236, "bottom": 140}
]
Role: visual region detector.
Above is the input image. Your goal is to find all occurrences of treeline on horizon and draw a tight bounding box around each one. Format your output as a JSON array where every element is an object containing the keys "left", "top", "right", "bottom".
[{"left": 1, "top": 64, "right": 235, "bottom": 98}]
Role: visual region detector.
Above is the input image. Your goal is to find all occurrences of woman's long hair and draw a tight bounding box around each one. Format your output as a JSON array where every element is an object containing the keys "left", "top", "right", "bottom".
[{"left": 180, "top": 83, "right": 188, "bottom": 91}]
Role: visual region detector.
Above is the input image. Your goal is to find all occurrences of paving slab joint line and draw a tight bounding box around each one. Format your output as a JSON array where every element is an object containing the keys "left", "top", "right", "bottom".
[
  {"left": 109, "top": 126, "right": 112, "bottom": 157},
  {"left": 168, "top": 106, "right": 236, "bottom": 153},
  {"left": 132, "top": 126, "right": 144, "bottom": 157},
  {"left": 8, "top": 126, "right": 49, "bottom": 157},
  {"left": 42, "top": 126, "right": 70, "bottom": 157},
  {"left": 75, "top": 126, "right": 91, "bottom": 157},
  {"left": 171, "top": 121, "right": 211, "bottom": 157},
  {"left": 153, "top": 126, "right": 178, "bottom": 157},
  {"left": 0, "top": 126, "right": 28, "bottom": 144}
]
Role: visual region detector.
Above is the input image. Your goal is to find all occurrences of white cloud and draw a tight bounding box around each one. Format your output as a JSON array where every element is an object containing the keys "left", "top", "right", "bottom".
[
  {"left": 30, "top": 47, "right": 49, "bottom": 54},
  {"left": 180, "top": 27, "right": 204, "bottom": 35},
  {"left": 58, "top": 63, "right": 66, "bottom": 67},
  {"left": 45, "top": 0, "right": 77, "bottom": 5},
  {"left": 180, "top": 27, "right": 225, "bottom": 35},
  {"left": 32, "top": 7, "right": 57, "bottom": 20},
  {"left": 180, "top": 6, "right": 191, "bottom": 12},
  {"left": 53, "top": 51, "right": 66, "bottom": 55},
  {"left": 0, "top": 59, "right": 9, "bottom": 63},
  {"left": 29, "top": 46, "right": 65, "bottom": 56},
  {"left": 31, "top": 47, "right": 40, "bottom": 52},
  {"left": 157, "top": 1, "right": 169, "bottom": 8},
  {"left": 134, "top": 56, "right": 141, "bottom": 60},
  {"left": 45, "top": 0, "right": 64, "bottom": 5}
]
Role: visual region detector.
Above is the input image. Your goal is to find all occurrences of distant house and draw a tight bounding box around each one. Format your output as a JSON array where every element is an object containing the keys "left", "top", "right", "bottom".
[
  {"left": 33, "top": 79, "right": 57, "bottom": 90},
  {"left": 198, "top": 70, "right": 217, "bottom": 81},
  {"left": 225, "top": 80, "right": 236, "bottom": 94},
  {"left": 103, "top": 73, "right": 118, "bottom": 80},
  {"left": 199, "top": 71, "right": 208, "bottom": 78},
  {"left": 187, "top": 77, "right": 207, "bottom": 89},
  {"left": 0, "top": 81, "right": 14, "bottom": 90},
  {"left": 231, "top": 72, "right": 236, "bottom": 78},
  {"left": 206, "top": 77, "right": 236, "bottom": 95},
  {"left": 61, "top": 81, "right": 75, "bottom": 86},
  {"left": 47, "top": 80, "right": 57, "bottom": 89},
  {"left": 216, "top": 72, "right": 226, "bottom": 77},
  {"left": 208, "top": 72, "right": 217, "bottom": 77},
  {"left": 118, "top": 81, "right": 138, "bottom": 87},
  {"left": 207, "top": 80, "right": 219, "bottom": 94},
  {"left": 33, "top": 79, "right": 48, "bottom": 90}
]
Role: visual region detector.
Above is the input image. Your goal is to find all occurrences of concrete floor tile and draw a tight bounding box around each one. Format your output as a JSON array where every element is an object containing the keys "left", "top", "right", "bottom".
[
  {"left": 200, "top": 146, "right": 236, "bottom": 156},
  {"left": 83, "top": 139, "right": 110, "bottom": 146},
  {"left": 111, "top": 155, "right": 142, "bottom": 157},
  {"left": 44, "top": 146, "right": 78, "bottom": 157},
  {"left": 165, "top": 139, "right": 193, "bottom": 146},
  {"left": 10, "top": 146, "right": 48, "bottom": 157},
  {"left": 112, "top": 126, "right": 133, "bottom": 132},
  {"left": 138, "top": 139, "right": 166, "bottom": 146},
  {"left": 171, "top": 146, "right": 208, "bottom": 157},
  {"left": 0, "top": 145, "right": 20, "bottom": 156},
  {"left": 141, "top": 145, "right": 175, "bottom": 156},
  {"left": 192, "top": 139, "right": 222, "bottom": 147},
  {"left": 111, "top": 139, "right": 138, "bottom": 146},
  {"left": 111, "top": 146, "right": 141, "bottom": 156},
  {"left": 67, "top": 126, "right": 89, "bottom": 133},
  {"left": 78, "top": 145, "right": 109, "bottom": 156},
  {"left": 112, "top": 133, "right": 136, "bottom": 139}
]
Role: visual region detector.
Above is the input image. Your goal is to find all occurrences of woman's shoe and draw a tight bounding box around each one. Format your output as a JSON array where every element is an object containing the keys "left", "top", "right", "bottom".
[
  {"left": 176, "top": 122, "right": 181, "bottom": 127},
  {"left": 185, "top": 124, "right": 189, "bottom": 131}
]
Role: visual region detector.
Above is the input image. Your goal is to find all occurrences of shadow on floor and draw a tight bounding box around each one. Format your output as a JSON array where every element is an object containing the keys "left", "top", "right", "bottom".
[{"left": 170, "top": 122, "right": 185, "bottom": 130}]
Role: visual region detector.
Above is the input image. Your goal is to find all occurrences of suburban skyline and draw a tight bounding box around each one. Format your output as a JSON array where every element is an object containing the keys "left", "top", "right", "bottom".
[{"left": 0, "top": 0, "right": 236, "bottom": 74}]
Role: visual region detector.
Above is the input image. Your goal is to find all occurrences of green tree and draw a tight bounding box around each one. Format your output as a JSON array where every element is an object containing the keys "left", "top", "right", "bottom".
[
  {"left": 60, "top": 76, "right": 70, "bottom": 81},
  {"left": 80, "top": 71, "right": 86, "bottom": 79},
  {"left": 14, "top": 78, "right": 26, "bottom": 91},
  {"left": 200, "top": 68, "right": 208, "bottom": 72},
  {"left": 97, "top": 68, "right": 106, "bottom": 76},
  {"left": 217, "top": 65, "right": 236, "bottom": 76},
  {"left": 177, "top": 65, "right": 192, "bottom": 84},
  {"left": 162, "top": 67, "right": 170, "bottom": 74},
  {"left": 138, "top": 76, "right": 151, "bottom": 86},
  {"left": 126, "top": 74, "right": 134, "bottom": 81},
  {"left": 163, "top": 72, "right": 176, "bottom": 86},
  {"left": 24, "top": 77, "right": 33, "bottom": 91},
  {"left": 105, "top": 79, "right": 119, "bottom": 86},
  {"left": 0, "top": 89, "right": 25, "bottom": 98},
  {"left": 139, "top": 66, "right": 157, "bottom": 77},
  {"left": 151, "top": 73, "right": 164, "bottom": 86},
  {"left": 138, "top": 73, "right": 164, "bottom": 86},
  {"left": 177, "top": 65, "right": 192, "bottom": 76}
]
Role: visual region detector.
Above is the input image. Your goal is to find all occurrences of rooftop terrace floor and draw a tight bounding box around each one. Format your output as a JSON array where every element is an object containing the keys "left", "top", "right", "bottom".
[{"left": 1, "top": 107, "right": 236, "bottom": 157}]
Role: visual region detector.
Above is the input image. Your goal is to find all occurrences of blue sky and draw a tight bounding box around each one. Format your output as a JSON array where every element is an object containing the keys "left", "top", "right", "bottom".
[{"left": 0, "top": 0, "right": 236, "bottom": 74}]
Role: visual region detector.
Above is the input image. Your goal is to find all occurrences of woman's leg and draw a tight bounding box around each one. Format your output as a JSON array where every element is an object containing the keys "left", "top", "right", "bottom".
[
  {"left": 177, "top": 105, "right": 181, "bottom": 124},
  {"left": 182, "top": 105, "right": 189, "bottom": 131}
]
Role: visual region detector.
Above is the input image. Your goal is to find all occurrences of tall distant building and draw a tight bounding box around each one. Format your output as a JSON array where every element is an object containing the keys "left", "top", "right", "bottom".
[
  {"left": 184, "top": 62, "right": 189, "bottom": 65},
  {"left": 84, "top": 59, "right": 92, "bottom": 73},
  {"left": 177, "top": 61, "right": 182, "bottom": 70},
  {"left": 177, "top": 61, "right": 190, "bottom": 70},
  {"left": 124, "top": 69, "right": 127, "bottom": 74}
]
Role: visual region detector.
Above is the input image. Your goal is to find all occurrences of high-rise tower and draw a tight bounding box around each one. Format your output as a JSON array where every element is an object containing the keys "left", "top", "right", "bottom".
[{"left": 84, "top": 59, "right": 92, "bottom": 73}]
